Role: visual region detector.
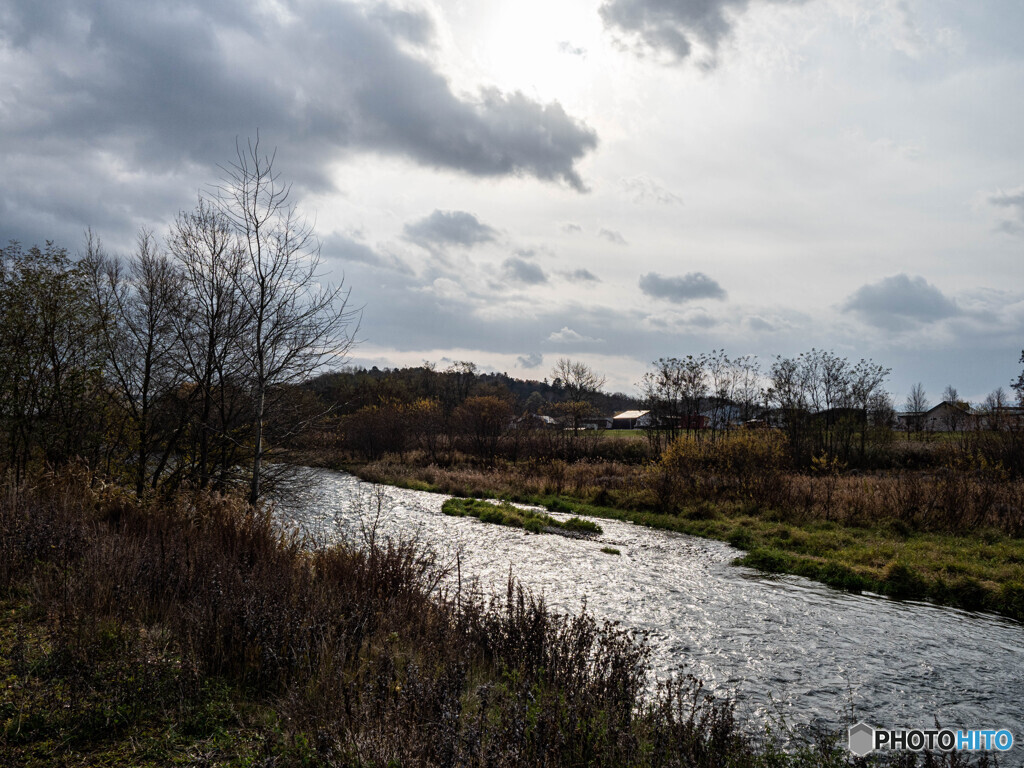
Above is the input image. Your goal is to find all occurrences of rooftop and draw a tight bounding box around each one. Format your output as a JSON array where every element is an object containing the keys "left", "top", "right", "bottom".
[{"left": 613, "top": 410, "right": 650, "bottom": 420}]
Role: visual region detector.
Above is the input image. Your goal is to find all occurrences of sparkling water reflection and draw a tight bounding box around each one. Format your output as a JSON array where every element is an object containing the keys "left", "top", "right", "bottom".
[{"left": 274, "top": 467, "right": 1024, "bottom": 758}]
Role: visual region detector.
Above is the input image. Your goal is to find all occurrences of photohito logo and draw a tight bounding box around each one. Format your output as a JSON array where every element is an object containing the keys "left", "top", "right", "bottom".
[{"left": 848, "top": 722, "right": 1014, "bottom": 756}]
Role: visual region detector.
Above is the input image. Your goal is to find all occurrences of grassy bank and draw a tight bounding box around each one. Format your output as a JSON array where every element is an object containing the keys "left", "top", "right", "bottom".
[
  {"left": 441, "top": 497, "right": 602, "bottom": 535},
  {"left": 327, "top": 456, "right": 1024, "bottom": 623},
  {"left": 0, "top": 601, "right": 275, "bottom": 766},
  {"left": 8, "top": 470, "right": 986, "bottom": 767}
]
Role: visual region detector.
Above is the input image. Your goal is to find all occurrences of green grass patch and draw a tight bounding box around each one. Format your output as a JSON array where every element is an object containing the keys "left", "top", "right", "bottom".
[
  {"left": 442, "top": 497, "right": 602, "bottom": 536},
  {"left": 600, "top": 546, "right": 621, "bottom": 556}
]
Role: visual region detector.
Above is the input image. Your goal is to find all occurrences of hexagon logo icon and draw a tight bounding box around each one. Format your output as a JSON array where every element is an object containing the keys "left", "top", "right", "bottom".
[{"left": 848, "top": 722, "right": 875, "bottom": 756}]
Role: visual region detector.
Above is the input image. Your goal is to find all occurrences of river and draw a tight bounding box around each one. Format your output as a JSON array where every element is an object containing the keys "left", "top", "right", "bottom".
[{"left": 274, "top": 466, "right": 1024, "bottom": 760}]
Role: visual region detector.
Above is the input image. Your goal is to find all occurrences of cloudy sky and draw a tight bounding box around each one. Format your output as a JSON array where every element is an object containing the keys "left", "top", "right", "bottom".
[{"left": 3, "top": 0, "right": 1023, "bottom": 402}]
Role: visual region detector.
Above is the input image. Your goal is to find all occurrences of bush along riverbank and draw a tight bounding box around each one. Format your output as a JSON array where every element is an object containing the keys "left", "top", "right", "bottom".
[
  {"left": 1, "top": 470, "right": 1000, "bottom": 766},
  {"left": 318, "top": 447, "right": 1024, "bottom": 624}
]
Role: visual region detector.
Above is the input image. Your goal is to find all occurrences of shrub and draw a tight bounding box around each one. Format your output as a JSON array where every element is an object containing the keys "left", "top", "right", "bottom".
[
  {"left": 727, "top": 528, "right": 754, "bottom": 550},
  {"left": 562, "top": 516, "right": 602, "bottom": 534},
  {"left": 655, "top": 431, "right": 790, "bottom": 511},
  {"left": 882, "top": 563, "right": 928, "bottom": 599}
]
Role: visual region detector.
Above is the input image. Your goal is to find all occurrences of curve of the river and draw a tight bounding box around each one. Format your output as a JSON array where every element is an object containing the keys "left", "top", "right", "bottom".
[{"left": 274, "top": 467, "right": 1023, "bottom": 761}]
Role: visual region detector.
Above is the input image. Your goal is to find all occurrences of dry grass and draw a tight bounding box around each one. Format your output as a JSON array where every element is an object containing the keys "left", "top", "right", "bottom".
[
  {"left": 0, "top": 469, "right": 810, "bottom": 767},
  {"left": 341, "top": 440, "right": 1024, "bottom": 540}
]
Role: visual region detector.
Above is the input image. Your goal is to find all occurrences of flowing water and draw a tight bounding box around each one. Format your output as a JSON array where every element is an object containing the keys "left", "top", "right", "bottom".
[{"left": 274, "top": 466, "right": 1024, "bottom": 759}]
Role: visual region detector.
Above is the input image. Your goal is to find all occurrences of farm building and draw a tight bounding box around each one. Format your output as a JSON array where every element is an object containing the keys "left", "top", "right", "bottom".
[
  {"left": 612, "top": 410, "right": 651, "bottom": 429},
  {"left": 896, "top": 401, "right": 977, "bottom": 432}
]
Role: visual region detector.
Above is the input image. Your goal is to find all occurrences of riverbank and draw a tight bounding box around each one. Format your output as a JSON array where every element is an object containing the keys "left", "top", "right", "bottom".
[
  {"left": 8, "top": 470, "right": 963, "bottom": 767},
  {"left": 314, "top": 455, "right": 1024, "bottom": 623}
]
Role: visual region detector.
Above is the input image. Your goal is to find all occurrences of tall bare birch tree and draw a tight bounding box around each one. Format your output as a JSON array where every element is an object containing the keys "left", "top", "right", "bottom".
[{"left": 214, "top": 137, "right": 359, "bottom": 502}]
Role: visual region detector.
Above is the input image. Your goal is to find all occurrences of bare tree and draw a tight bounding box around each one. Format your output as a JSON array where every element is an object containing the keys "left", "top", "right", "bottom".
[
  {"left": 641, "top": 357, "right": 685, "bottom": 451},
  {"left": 941, "top": 385, "right": 967, "bottom": 432},
  {"left": 767, "top": 355, "right": 811, "bottom": 461},
  {"left": 1013, "top": 351, "right": 1024, "bottom": 406},
  {"left": 84, "top": 230, "right": 185, "bottom": 496},
  {"left": 214, "top": 137, "right": 360, "bottom": 502},
  {"left": 642, "top": 355, "right": 707, "bottom": 448},
  {"left": 767, "top": 355, "right": 808, "bottom": 420},
  {"left": 733, "top": 354, "right": 762, "bottom": 422},
  {"left": 849, "top": 358, "right": 891, "bottom": 456},
  {"left": 706, "top": 349, "right": 735, "bottom": 437},
  {"left": 168, "top": 198, "right": 250, "bottom": 490},
  {"left": 982, "top": 386, "right": 1009, "bottom": 431},
  {"left": 551, "top": 357, "right": 606, "bottom": 432},
  {"left": 552, "top": 358, "right": 606, "bottom": 404},
  {"left": 904, "top": 382, "right": 929, "bottom": 435}
]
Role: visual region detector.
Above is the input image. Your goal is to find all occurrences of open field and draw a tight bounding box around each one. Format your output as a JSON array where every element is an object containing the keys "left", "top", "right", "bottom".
[{"left": 595, "top": 428, "right": 647, "bottom": 438}]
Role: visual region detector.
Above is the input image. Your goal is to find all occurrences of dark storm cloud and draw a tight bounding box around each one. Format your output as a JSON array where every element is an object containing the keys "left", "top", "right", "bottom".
[
  {"left": 599, "top": 0, "right": 804, "bottom": 63},
  {"left": 639, "top": 271, "right": 726, "bottom": 302},
  {"left": 0, "top": 0, "right": 598, "bottom": 248},
  {"left": 502, "top": 256, "right": 548, "bottom": 285},
  {"left": 403, "top": 210, "right": 497, "bottom": 248},
  {"left": 842, "top": 274, "right": 958, "bottom": 330}
]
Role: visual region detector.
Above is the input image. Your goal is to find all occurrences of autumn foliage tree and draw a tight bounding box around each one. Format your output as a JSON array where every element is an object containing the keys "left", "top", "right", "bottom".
[
  {"left": 0, "top": 241, "right": 107, "bottom": 479},
  {"left": 456, "top": 395, "right": 513, "bottom": 463}
]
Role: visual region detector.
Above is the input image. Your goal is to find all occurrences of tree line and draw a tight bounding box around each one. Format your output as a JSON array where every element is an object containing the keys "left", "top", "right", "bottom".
[
  {"left": 321, "top": 346, "right": 1024, "bottom": 473},
  {"left": 304, "top": 358, "right": 633, "bottom": 464}
]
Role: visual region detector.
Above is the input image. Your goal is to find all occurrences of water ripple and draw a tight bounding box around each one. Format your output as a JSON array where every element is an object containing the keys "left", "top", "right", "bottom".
[{"left": 274, "top": 467, "right": 1024, "bottom": 762}]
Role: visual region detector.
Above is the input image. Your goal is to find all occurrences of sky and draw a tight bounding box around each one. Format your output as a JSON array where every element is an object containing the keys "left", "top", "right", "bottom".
[{"left": 2, "top": 0, "right": 1023, "bottom": 403}]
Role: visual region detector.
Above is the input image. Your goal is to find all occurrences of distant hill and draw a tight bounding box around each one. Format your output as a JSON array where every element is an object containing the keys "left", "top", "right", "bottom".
[{"left": 303, "top": 365, "right": 640, "bottom": 416}]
